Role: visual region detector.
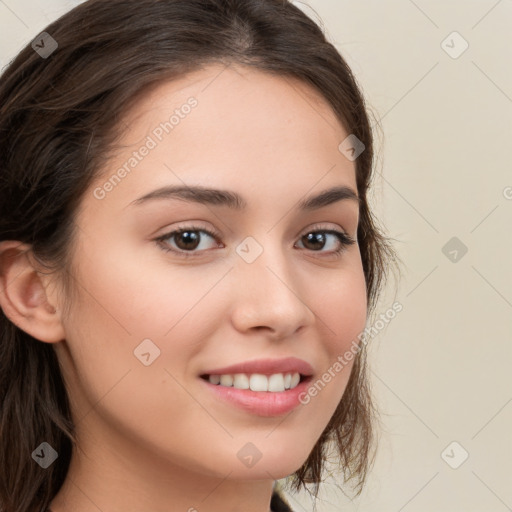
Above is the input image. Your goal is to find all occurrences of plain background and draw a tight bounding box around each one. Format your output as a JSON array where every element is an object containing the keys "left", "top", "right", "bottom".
[{"left": 1, "top": 1, "right": 511, "bottom": 511}]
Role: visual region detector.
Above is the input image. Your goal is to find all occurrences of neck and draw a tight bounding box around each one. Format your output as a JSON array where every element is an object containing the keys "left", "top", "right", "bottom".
[{"left": 48, "top": 417, "right": 275, "bottom": 512}]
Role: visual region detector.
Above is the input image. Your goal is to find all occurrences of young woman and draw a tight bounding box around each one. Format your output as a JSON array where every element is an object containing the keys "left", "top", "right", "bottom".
[{"left": 0, "top": 1, "right": 400, "bottom": 511}]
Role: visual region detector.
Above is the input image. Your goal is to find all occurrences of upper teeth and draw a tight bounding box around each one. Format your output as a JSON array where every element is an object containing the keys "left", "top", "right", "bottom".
[{"left": 208, "top": 372, "right": 301, "bottom": 392}]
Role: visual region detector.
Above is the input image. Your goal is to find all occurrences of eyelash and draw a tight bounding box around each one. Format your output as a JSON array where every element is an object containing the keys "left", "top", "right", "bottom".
[{"left": 154, "top": 224, "right": 356, "bottom": 259}]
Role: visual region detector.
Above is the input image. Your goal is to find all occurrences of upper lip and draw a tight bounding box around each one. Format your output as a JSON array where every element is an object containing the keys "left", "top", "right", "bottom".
[{"left": 200, "top": 357, "right": 314, "bottom": 377}]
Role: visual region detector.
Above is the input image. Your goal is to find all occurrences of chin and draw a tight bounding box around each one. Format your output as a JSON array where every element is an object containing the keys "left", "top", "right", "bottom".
[{"left": 224, "top": 454, "right": 310, "bottom": 481}]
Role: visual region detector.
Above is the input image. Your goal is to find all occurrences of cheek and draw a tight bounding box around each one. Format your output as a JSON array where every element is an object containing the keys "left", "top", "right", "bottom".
[
  {"left": 62, "top": 238, "right": 236, "bottom": 417},
  {"left": 60, "top": 245, "right": 227, "bottom": 459},
  {"left": 315, "top": 260, "right": 368, "bottom": 351},
  {"left": 70, "top": 231, "right": 219, "bottom": 340},
  {"left": 300, "top": 260, "right": 367, "bottom": 411},
  {"left": 60, "top": 241, "right": 210, "bottom": 404}
]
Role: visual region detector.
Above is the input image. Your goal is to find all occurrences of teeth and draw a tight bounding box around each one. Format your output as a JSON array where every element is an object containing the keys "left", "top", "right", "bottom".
[
  {"left": 220, "top": 374, "right": 233, "bottom": 387},
  {"left": 208, "top": 374, "right": 221, "bottom": 385},
  {"left": 233, "top": 373, "right": 249, "bottom": 389},
  {"left": 208, "top": 372, "right": 302, "bottom": 392},
  {"left": 250, "top": 374, "right": 268, "bottom": 392},
  {"left": 268, "top": 373, "right": 285, "bottom": 392}
]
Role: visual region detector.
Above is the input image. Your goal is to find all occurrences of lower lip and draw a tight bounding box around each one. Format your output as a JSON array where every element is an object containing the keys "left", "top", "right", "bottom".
[{"left": 199, "top": 376, "right": 312, "bottom": 417}]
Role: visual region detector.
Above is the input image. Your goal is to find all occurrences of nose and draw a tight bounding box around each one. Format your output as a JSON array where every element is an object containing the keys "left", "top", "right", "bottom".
[{"left": 229, "top": 243, "right": 316, "bottom": 339}]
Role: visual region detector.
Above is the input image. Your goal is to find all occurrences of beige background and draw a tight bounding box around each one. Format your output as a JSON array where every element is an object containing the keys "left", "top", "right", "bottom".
[{"left": 1, "top": 1, "right": 511, "bottom": 511}]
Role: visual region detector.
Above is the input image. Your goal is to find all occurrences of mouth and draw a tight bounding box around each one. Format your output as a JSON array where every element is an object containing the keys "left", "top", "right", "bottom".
[
  {"left": 199, "top": 356, "right": 315, "bottom": 392},
  {"left": 198, "top": 371, "right": 314, "bottom": 417},
  {"left": 199, "top": 372, "right": 312, "bottom": 392}
]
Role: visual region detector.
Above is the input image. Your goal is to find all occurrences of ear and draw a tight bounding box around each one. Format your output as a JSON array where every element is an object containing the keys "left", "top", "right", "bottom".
[{"left": 0, "top": 240, "right": 65, "bottom": 343}]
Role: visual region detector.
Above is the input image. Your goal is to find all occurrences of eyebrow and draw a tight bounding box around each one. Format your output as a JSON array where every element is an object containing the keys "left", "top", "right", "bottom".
[{"left": 128, "top": 184, "right": 360, "bottom": 210}]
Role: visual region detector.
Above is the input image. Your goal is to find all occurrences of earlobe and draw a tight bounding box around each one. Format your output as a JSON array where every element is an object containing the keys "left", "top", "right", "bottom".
[{"left": 0, "top": 240, "right": 65, "bottom": 343}]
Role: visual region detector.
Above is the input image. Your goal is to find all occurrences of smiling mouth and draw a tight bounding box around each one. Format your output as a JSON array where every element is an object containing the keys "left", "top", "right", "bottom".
[{"left": 199, "top": 372, "right": 310, "bottom": 392}]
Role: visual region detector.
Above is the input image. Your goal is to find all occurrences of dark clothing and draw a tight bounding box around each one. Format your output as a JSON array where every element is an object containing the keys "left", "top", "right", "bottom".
[{"left": 271, "top": 490, "right": 293, "bottom": 512}]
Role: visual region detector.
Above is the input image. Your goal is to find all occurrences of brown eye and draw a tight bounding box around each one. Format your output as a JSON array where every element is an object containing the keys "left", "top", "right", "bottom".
[
  {"left": 174, "top": 230, "right": 201, "bottom": 251},
  {"left": 301, "top": 232, "right": 327, "bottom": 251},
  {"left": 155, "top": 226, "right": 220, "bottom": 257},
  {"left": 296, "top": 229, "right": 356, "bottom": 256}
]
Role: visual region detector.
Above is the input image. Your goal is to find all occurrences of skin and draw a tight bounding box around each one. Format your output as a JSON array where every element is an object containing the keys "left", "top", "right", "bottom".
[{"left": 0, "top": 63, "right": 367, "bottom": 512}]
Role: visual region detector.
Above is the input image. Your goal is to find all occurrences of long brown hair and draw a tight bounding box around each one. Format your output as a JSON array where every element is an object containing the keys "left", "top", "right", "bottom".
[{"left": 0, "top": 1, "right": 401, "bottom": 510}]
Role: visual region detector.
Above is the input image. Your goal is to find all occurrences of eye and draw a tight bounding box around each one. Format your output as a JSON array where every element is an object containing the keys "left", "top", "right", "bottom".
[
  {"left": 154, "top": 224, "right": 356, "bottom": 258},
  {"left": 155, "top": 225, "right": 221, "bottom": 257},
  {"left": 295, "top": 228, "right": 356, "bottom": 256}
]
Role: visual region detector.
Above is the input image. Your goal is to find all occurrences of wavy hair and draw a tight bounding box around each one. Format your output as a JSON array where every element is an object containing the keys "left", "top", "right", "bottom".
[{"left": 0, "top": 1, "right": 401, "bottom": 510}]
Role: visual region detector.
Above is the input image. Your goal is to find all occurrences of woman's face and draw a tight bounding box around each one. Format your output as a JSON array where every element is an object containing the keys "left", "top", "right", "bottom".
[{"left": 54, "top": 63, "right": 367, "bottom": 482}]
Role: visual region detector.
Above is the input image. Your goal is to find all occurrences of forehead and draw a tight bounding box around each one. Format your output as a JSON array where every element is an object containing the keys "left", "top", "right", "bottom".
[
  {"left": 117, "top": 62, "right": 349, "bottom": 155},
  {"left": 86, "top": 63, "right": 358, "bottom": 217}
]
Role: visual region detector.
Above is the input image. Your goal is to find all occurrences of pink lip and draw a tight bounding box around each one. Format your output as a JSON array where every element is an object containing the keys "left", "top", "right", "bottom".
[
  {"left": 199, "top": 375, "right": 313, "bottom": 417},
  {"left": 200, "top": 357, "right": 314, "bottom": 377}
]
